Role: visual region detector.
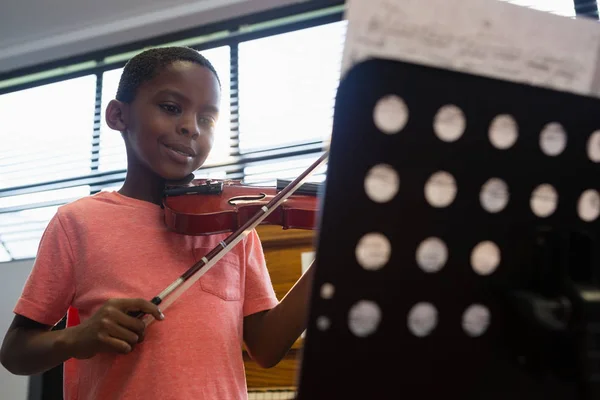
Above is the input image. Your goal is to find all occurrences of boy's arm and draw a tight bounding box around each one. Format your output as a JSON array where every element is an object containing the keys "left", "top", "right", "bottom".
[
  {"left": 1, "top": 299, "right": 164, "bottom": 375},
  {"left": 0, "top": 314, "right": 74, "bottom": 375},
  {"left": 243, "top": 260, "right": 315, "bottom": 368}
]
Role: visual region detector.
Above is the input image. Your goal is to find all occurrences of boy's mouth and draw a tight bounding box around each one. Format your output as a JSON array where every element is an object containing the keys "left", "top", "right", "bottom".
[
  {"left": 161, "top": 142, "right": 195, "bottom": 164},
  {"left": 165, "top": 144, "right": 192, "bottom": 156}
]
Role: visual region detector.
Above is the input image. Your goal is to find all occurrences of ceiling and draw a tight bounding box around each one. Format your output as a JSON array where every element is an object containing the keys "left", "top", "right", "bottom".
[{"left": 0, "top": 0, "right": 306, "bottom": 75}]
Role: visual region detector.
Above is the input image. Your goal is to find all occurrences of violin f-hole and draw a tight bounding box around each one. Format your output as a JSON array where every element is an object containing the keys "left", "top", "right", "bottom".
[{"left": 228, "top": 193, "right": 267, "bottom": 205}]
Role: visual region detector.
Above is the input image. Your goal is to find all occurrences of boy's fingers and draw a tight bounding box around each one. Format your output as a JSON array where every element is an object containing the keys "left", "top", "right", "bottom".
[
  {"left": 114, "top": 311, "right": 146, "bottom": 339},
  {"left": 124, "top": 298, "right": 165, "bottom": 321},
  {"left": 106, "top": 321, "right": 139, "bottom": 345},
  {"left": 98, "top": 332, "right": 132, "bottom": 354}
]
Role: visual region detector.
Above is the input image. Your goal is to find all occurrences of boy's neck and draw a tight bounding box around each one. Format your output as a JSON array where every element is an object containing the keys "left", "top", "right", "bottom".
[{"left": 118, "top": 161, "right": 165, "bottom": 206}]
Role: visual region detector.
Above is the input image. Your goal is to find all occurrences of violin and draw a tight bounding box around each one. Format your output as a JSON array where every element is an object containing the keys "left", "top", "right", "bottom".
[
  {"left": 129, "top": 151, "right": 329, "bottom": 322},
  {"left": 162, "top": 178, "right": 322, "bottom": 236}
]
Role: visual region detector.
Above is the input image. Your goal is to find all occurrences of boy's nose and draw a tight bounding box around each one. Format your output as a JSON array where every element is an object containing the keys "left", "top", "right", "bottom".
[{"left": 179, "top": 123, "right": 199, "bottom": 138}]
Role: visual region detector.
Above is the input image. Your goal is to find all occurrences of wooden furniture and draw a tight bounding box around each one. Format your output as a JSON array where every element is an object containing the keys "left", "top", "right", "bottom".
[{"left": 244, "top": 225, "right": 316, "bottom": 391}]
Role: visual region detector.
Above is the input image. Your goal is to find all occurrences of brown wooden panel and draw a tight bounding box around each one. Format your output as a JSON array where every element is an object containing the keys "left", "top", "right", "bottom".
[
  {"left": 257, "top": 225, "right": 316, "bottom": 299},
  {"left": 256, "top": 225, "right": 316, "bottom": 249},
  {"left": 243, "top": 226, "right": 314, "bottom": 389}
]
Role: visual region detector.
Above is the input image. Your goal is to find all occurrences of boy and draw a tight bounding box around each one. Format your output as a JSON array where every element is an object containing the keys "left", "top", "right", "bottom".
[{"left": 0, "top": 47, "right": 315, "bottom": 399}]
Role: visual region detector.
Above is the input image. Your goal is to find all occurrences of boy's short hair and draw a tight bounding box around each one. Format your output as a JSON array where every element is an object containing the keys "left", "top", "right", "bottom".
[{"left": 115, "top": 46, "right": 220, "bottom": 103}]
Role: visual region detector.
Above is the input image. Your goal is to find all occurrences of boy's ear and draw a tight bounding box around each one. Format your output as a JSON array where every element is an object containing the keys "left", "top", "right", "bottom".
[{"left": 105, "top": 100, "right": 129, "bottom": 132}]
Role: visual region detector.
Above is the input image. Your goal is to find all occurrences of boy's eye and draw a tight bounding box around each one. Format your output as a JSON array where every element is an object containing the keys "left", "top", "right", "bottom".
[
  {"left": 159, "top": 104, "right": 181, "bottom": 114},
  {"left": 199, "top": 117, "right": 216, "bottom": 129}
]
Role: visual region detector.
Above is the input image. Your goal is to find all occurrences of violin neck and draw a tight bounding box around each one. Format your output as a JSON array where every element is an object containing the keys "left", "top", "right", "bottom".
[{"left": 276, "top": 179, "right": 322, "bottom": 196}]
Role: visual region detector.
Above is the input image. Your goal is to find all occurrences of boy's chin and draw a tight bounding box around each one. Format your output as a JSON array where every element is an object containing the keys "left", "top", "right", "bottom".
[
  {"left": 154, "top": 165, "right": 197, "bottom": 183},
  {"left": 163, "top": 172, "right": 196, "bottom": 185}
]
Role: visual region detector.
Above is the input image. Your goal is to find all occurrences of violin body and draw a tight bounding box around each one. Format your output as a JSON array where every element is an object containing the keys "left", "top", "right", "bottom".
[{"left": 163, "top": 179, "right": 321, "bottom": 236}]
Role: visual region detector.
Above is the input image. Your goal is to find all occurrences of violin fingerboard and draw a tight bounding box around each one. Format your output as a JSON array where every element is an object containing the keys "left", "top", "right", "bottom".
[{"left": 297, "top": 58, "right": 600, "bottom": 399}]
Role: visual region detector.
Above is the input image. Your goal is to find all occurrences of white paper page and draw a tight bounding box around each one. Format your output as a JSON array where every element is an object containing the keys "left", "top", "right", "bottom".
[{"left": 342, "top": 0, "right": 600, "bottom": 97}]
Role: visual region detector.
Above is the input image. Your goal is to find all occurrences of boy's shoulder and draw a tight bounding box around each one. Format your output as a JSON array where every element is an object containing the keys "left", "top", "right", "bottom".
[
  {"left": 58, "top": 190, "right": 114, "bottom": 212},
  {"left": 55, "top": 191, "right": 125, "bottom": 222}
]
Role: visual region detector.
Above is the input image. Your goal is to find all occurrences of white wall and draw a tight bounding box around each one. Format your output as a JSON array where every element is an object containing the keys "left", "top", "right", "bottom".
[
  {"left": 0, "top": 0, "right": 309, "bottom": 74},
  {"left": 0, "top": 259, "right": 35, "bottom": 400}
]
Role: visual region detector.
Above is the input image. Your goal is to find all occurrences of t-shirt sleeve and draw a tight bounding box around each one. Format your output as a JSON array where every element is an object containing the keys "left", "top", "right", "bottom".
[
  {"left": 242, "top": 229, "right": 279, "bottom": 317},
  {"left": 13, "top": 210, "right": 76, "bottom": 326}
]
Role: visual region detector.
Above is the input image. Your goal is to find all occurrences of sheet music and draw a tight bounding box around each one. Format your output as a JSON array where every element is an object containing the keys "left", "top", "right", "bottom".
[{"left": 342, "top": 0, "right": 600, "bottom": 97}]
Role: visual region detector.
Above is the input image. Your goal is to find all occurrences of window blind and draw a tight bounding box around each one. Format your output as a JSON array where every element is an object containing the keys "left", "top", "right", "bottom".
[
  {"left": 243, "top": 152, "right": 328, "bottom": 187},
  {"left": 237, "top": 21, "right": 347, "bottom": 154},
  {"left": 0, "top": 75, "right": 97, "bottom": 260},
  {"left": 235, "top": 20, "right": 346, "bottom": 187},
  {"left": 0, "top": 76, "right": 97, "bottom": 190}
]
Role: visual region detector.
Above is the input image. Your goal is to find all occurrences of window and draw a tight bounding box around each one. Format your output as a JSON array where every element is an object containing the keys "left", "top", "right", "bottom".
[
  {"left": 0, "top": 76, "right": 96, "bottom": 260},
  {"left": 201, "top": 46, "right": 232, "bottom": 166},
  {"left": 0, "top": 75, "right": 97, "bottom": 189},
  {"left": 99, "top": 68, "right": 126, "bottom": 172},
  {"left": 243, "top": 153, "right": 327, "bottom": 187},
  {"left": 238, "top": 21, "right": 347, "bottom": 154},
  {"left": 0, "top": 186, "right": 91, "bottom": 259},
  {"left": 0, "top": 205, "right": 61, "bottom": 260}
]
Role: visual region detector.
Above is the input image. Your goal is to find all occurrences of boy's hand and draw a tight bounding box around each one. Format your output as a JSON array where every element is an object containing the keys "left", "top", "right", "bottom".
[{"left": 65, "top": 298, "right": 164, "bottom": 359}]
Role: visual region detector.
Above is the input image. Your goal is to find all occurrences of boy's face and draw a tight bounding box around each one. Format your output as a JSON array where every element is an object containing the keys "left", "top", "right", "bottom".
[{"left": 122, "top": 61, "right": 221, "bottom": 181}]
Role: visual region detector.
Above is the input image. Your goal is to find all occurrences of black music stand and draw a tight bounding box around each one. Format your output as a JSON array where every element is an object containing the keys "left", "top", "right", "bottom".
[{"left": 296, "top": 58, "right": 600, "bottom": 399}]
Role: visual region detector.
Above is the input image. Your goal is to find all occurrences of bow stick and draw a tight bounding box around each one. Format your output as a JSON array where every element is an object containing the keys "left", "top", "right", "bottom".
[{"left": 132, "top": 150, "right": 328, "bottom": 326}]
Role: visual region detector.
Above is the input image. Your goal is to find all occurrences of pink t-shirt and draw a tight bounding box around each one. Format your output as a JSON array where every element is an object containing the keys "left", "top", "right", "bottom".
[{"left": 13, "top": 191, "right": 279, "bottom": 400}]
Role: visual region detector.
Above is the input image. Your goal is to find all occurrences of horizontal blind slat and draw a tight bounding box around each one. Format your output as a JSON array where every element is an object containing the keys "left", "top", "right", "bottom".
[
  {"left": 0, "top": 75, "right": 97, "bottom": 191},
  {"left": 237, "top": 21, "right": 347, "bottom": 154}
]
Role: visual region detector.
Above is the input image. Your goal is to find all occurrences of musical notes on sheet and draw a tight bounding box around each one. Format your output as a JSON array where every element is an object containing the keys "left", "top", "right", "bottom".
[
  {"left": 587, "top": 131, "right": 600, "bottom": 162},
  {"left": 407, "top": 302, "right": 438, "bottom": 337},
  {"left": 479, "top": 178, "right": 509, "bottom": 213},
  {"left": 470, "top": 241, "right": 501, "bottom": 276},
  {"left": 433, "top": 104, "right": 466, "bottom": 142},
  {"left": 342, "top": 0, "right": 600, "bottom": 97},
  {"left": 416, "top": 237, "right": 448, "bottom": 273},
  {"left": 424, "top": 171, "right": 457, "bottom": 208},
  {"left": 539, "top": 122, "right": 567, "bottom": 156},
  {"left": 530, "top": 184, "right": 558, "bottom": 217},
  {"left": 364, "top": 164, "right": 400, "bottom": 203},
  {"left": 373, "top": 94, "right": 409, "bottom": 134},
  {"left": 578, "top": 189, "right": 600, "bottom": 222},
  {"left": 488, "top": 114, "right": 519, "bottom": 150},
  {"left": 355, "top": 232, "right": 392, "bottom": 271},
  {"left": 461, "top": 304, "right": 491, "bottom": 337},
  {"left": 348, "top": 300, "right": 382, "bottom": 337}
]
